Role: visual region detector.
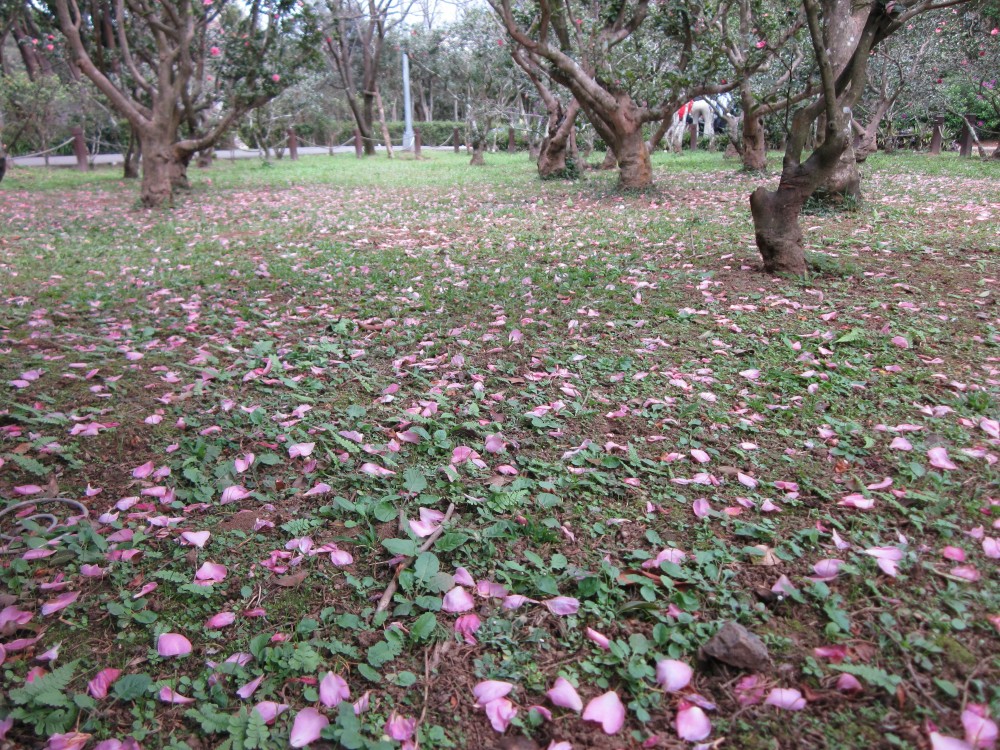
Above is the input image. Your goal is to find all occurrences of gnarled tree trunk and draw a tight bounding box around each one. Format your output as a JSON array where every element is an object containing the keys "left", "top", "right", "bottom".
[
  {"left": 750, "top": 184, "right": 808, "bottom": 275},
  {"left": 123, "top": 124, "right": 141, "bottom": 179},
  {"left": 742, "top": 114, "right": 768, "bottom": 171},
  {"left": 140, "top": 135, "right": 177, "bottom": 208},
  {"left": 537, "top": 100, "right": 580, "bottom": 179},
  {"left": 615, "top": 126, "right": 652, "bottom": 189}
]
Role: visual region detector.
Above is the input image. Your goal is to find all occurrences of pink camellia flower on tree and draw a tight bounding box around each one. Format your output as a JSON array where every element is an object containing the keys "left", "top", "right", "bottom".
[
  {"left": 271, "top": 74, "right": 281, "bottom": 82},
  {"left": 210, "top": 46, "right": 221, "bottom": 56}
]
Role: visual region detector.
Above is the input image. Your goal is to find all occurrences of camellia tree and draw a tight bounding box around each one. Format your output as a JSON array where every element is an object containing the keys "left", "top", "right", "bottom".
[
  {"left": 49, "top": 0, "right": 321, "bottom": 207},
  {"left": 323, "top": 0, "right": 414, "bottom": 156},
  {"left": 749, "top": 0, "right": 972, "bottom": 275},
  {"left": 487, "top": 0, "right": 746, "bottom": 188}
]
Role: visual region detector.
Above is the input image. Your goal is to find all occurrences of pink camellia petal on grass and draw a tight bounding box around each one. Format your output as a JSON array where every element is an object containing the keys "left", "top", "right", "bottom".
[
  {"left": 765, "top": 688, "right": 806, "bottom": 710},
  {"left": 929, "top": 733, "right": 975, "bottom": 750},
  {"left": 484, "top": 434, "right": 505, "bottom": 454},
  {"left": 656, "top": 659, "right": 693, "bottom": 693},
  {"left": 544, "top": 597, "right": 580, "bottom": 616},
  {"left": 642, "top": 548, "right": 687, "bottom": 569},
  {"left": 771, "top": 575, "right": 796, "bottom": 596},
  {"left": 928, "top": 447, "right": 958, "bottom": 471},
  {"left": 690, "top": 449, "right": 710, "bottom": 464},
  {"left": 692, "top": 498, "right": 711, "bottom": 518},
  {"left": 740, "top": 369, "right": 761, "bottom": 380},
  {"left": 87, "top": 668, "right": 121, "bottom": 699},
  {"left": 839, "top": 493, "right": 874, "bottom": 509},
  {"left": 583, "top": 691, "right": 626, "bottom": 734},
  {"left": 14, "top": 485, "right": 43, "bottom": 495},
  {"left": 157, "top": 633, "right": 192, "bottom": 657},
  {"left": 813, "top": 559, "right": 844, "bottom": 579},
  {"left": 329, "top": 549, "right": 354, "bottom": 566},
  {"left": 454, "top": 567, "right": 475, "bottom": 587},
  {"left": 41, "top": 591, "right": 79, "bottom": 616},
  {"left": 45, "top": 732, "right": 91, "bottom": 749},
  {"left": 496, "top": 464, "right": 518, "bottom": 475},
  {"left": 220, "top": 485, "right": 251, "bottom": 504},
  {"left": 180, "top": 530, "right": 210, "bottom": 548},
  {"left": 676, "top": 700, "right": 711, "bottom": 741},
  {"left": 737, "top": 472, "right": 758, "bottom": 489},
  {"left": 942, "top": 546, "right": 966, "bottom": 562},
  {"left": 484, "top": 697, "right": 518, "bottom": 732},
  {"left": 288, "top": 442, "right": 314, "bottom": 458},
  {"left": 159, "top": 686, "right": 195, "bottom": 704},
  {"left": 206, "top": 611, "right": 236, "bottom": 629},
  {"left": 983, "top": 538, "right": 1000, "bottom": 559},
  {"left": 303, "top": 483, "right": 331, "bottom": 497},
  {"left": 236, "top": 674, "right": 264, "bottom": 700},
  {"left": 547, "top": 677, "right": 583, "bottom": 712},
  {"left": 836, "top": 673, "right": 863, "bottom": 693},
  {"left": 320, "top": 672, "right": 350, "bottom": 708},
  {"left": 586, "top": 627, "right": 610, "bottom": 650},
  {"left": 0, "top": 606, "right": 33, "bottom": 628},
  {"left": 962, "top": 704, "right": 998, "bottom": 749},
  {"left": 890, "top": 437, "right": 913, "bottom": 451},
  {"left": 890, "top": 336, "right": 910, "bottom": 349},
  {"left": 473, "top": 680, "right": 514, "bottom": 706},
  {"left": 133, "top": 582, "right": 157, "bottom": 599},
  {"left": 195, "top": 562, "right": 227, "bottom": 583},
  {"left": 442, "top": 587, "right": 475, "bottom": 613},
  {"left": 477, "top": 580, "right": 508, "bottom": 598},
  {"left": 385, "top": 713, "right": 416, "bottom": 742},
  {"left": 132, "top": 461, "right": 155, "bottom": 479},
  {"left": 813, "top": 645, "right": 848, "bottom": 663},
  {"left": 867, "top": 477, "right": 893, "bottom": 490},
  {"left": 502, "top": 595, "right": 533, "bottom": 610},
  {"left": 359, "top": 462, "right": 395, "bottom": 477},
  {"left": 253, "top": 701, "right": 289, "bottom": 725},
  {"left": 547, "top": 744, "right": 572, "bottom": 750},
  {"left": 455, "top": 614, "right": 481, "bottom": 644},
  {"left": 734, "top": 674, "right": 765, "bottom": 707},
  {"left": 951, "top": 566, "right": 981, "bottom": 582},
  {"left": 290, "top": 707, "right": 329, "bottom": 748},
  {"left": 235, "top": 453, "right": 255, "bottom": 473},
  {"left": 410, "top": 507, "right": 445, "bottom": 538}
]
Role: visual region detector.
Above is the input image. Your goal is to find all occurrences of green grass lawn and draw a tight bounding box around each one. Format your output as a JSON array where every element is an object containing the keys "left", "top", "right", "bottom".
[{"left": 0, "top": 149, "right": 998, "bottom": 750}]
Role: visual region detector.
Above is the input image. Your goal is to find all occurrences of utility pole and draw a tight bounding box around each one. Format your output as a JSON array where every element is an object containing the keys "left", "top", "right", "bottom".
[{"left": 402, "top": 52, "right": 415, "bottom": 151}]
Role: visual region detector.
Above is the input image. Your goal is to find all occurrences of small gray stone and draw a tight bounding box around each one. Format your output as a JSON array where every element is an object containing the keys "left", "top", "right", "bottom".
[{"left": 700, "top": 621, "right": 771, "bottom": 671}]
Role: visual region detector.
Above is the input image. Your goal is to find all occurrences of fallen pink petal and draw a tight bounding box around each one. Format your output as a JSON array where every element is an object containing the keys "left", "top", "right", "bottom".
[
  {"left": 582, "top": 691, "right": 626, "bottom": 734},
  {"left": 765, "top": 688, "right": 807, "bottom": 711},
  {"left": 676, "top": 700, "right": 712, "bottom": 741},
  {"left": 656, "top": 659, "right": 693, "bottom": 693},
  {"left": 547, "top": 677, "right": 583, "bottom": 711},
  {"left": 156, "top": 633, "right": 192, "bottom": 658},
  {"left": 290, "top": 707, "right": 329, "bottom": 747}
]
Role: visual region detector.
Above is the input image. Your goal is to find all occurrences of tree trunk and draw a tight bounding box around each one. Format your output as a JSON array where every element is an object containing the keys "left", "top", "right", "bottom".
[
  {"left": 123, "top": 124, "right": 141, "bottom": 179},
  {"left": 742, "top": 115, "right": 768, "bottom": 171},
  {"left": 537, "top": 102, "right": 579, "bottom": 179},
  {"left": 813, "top": 144, "right": 860, "bottom": 201},
  {"left": 140, "top": 136, "right": 176, "bottom": 208},
  {"left": 615, "top": 127, "right": 652, "bottom": 189},
  {"left": 647, "top": 118, "right": 671, "bottom": 152},
  {"left": 749, "top": 185, "right": 808, "bottom": 275},
  {"left": 374, "top": 87, "right": 393, "bottom": 159},
  {"left": 0, "top": 152, "right": 7, "bottom": 184},
  {"left": 362, "top": 94, "right": 377, "bottom": 156}
]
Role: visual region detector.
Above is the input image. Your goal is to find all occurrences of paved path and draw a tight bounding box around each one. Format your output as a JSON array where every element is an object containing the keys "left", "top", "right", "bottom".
[{"left": 8, "top": 145, "right": 454, "bottom": 169}]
